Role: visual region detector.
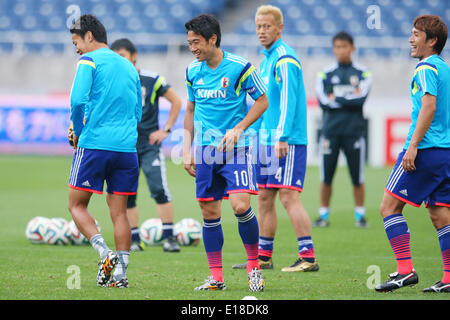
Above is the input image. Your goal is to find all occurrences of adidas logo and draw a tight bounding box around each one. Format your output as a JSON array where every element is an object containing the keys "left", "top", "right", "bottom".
[
  {"left": 399, "top": 189, "right": 408, "bottom": 196},
  {"left": 295, "top": 179, "right": 302, "bottom": 186},
  {"left": 195, "top": 78, "right": 205, "bottom": 85},
  {"left": 152, "top": 159, "right": 160, "bottom": 166},
  {"left": 82, "top": 180, "right": 91, "bottom": 187}
]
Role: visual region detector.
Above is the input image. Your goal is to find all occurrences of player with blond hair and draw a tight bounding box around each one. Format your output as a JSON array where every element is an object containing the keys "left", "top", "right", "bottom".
[{"left": 233, "top": 5, "right": 319, "bottom": 272}]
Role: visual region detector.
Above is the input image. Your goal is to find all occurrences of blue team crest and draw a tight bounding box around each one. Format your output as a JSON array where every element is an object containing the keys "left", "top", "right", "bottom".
[{"left": 221, "top": 77, "right": 230, "bottom": 88}]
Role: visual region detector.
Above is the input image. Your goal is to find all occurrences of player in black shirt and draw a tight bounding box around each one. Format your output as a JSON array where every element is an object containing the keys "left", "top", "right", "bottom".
[
  {"left": 111, "top": 39, "right": 182, "bottom": 252},
  {"left": 314, "top": 32, "right": 372, "bottom": 228}
]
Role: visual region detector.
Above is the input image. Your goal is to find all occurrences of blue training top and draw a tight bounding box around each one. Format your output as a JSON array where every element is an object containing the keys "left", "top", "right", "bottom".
[
  {"left": 70, "top": 47, "right": 142, "bottom": 152},
  {"left": 406, "top": 54, "right": 450, "bottom": 149},
  {"left": 185, "top": 51, "right": 266, "bottom": 147},
  {"left": 258, "top": 39, "right": 308, "bottom": 146}
]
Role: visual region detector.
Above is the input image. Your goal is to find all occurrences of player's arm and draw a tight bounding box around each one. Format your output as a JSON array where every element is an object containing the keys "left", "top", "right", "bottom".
[
  {"left": 274, "top": 58, "right": 304, "bottom": 158},
  {"left": 218, "top": 64, "right": 268, "bottom": 151},
  {"left": 316, "top": 71, "right": 340, "bottom": 110},
  {"left": 149, "top": 87, "right": 182, "bottom": 145},
  {"left": 183, "top": 100, "right": 196, "bottom": 177},
  {"left": 334, "top": 70, "right": 372, "bottom": 110},
  {"left": 218, "top": 93, "right": 268, "bottom": 152},
  {"left": 136, "top": 76, "right": 143, "bottom": 123},
  {"left": 402, "top": 65, "right": 438, "bottom": 172},
  {"left": 70, "top": 56, "right": 95, "bottom": 145},
  {"left": 402, "top": 94, "right": 436, "bottom": 172},
  {"left": 183, "top": 67, "right": 196, "bottom": 177}
]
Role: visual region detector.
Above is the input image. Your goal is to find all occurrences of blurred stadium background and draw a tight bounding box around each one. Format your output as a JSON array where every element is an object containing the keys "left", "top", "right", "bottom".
[{"left": 0, "top": 0, "right": 449, "bottom": 165}]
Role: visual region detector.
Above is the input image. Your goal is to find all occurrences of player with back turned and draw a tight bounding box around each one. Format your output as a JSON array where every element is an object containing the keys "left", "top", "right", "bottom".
[
  {"left": 110, "top": 38, "right": 183, "bottom": 253},
  {"left": 67, "top": 14, "right": 142, "bottom": 289},
  {"left": 375, "top": 15, "right": 450, "bottom": 293},
  {"left": 183, "top": 14, "right": 269, "bottom": 291}
]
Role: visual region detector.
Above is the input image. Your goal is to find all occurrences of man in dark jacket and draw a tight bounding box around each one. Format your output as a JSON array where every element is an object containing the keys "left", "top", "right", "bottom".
[{"left": 314, "top": 31, "right": 372, "bottom": 228}]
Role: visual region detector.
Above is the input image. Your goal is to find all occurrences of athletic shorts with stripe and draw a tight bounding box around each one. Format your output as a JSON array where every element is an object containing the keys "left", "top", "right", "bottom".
[
  {"left": 68, "top": 147, "right": 139, "bottom": 195},
  {"left": 385, "top": 148, "right": 450, "bottom": 208},
  {"left": 319, "top": 134, "right": 366, "bottom": 186},
  {"left": 256, "top": 144, "right": 306, "bottom": 192},
  {"left": 195, "top": 145, "right": 258, "bottom": 201},
  {"left": 127, "top": 147, "right": 172, "bottom": 208}
]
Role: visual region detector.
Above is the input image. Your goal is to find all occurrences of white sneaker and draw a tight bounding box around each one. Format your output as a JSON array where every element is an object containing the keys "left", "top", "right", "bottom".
[
  {"left": 194, "top": 276, "right": 226, "bottom": 291},
  {"left": 248, "top": 268, "right": 265, "bottom": 292}
]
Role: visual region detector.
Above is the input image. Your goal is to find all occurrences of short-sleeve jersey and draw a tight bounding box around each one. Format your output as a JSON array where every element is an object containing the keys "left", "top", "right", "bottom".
[
  {"left": 406, "top": 54, "right": 450, "bottom": 149},
  {"left": 259, "top": 39, "right": 308, "bottom": 146},
  {"left": 70, "top": 48, "right": 142, "bottom": 152},
  {"left": 137, "top": 69, "right": 170, "bottom": 150},
  {"left": 185, "top": 51, "right": 266, "bottom": 147}
]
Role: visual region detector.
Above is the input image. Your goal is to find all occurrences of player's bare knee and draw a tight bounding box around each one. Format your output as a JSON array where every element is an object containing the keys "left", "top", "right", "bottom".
[
  {"left": 428, "top": 210, "right": 441, "bottom": 229},
  {"left": 199, "top": 202, "right": 220, "bottom": 220},
  {"left": 279, "top": 189, "right": 299, "bottom": 209},
  {"left": 68, "top": 201, "right": 87, "bottom": 215},
  {"left": 379, "top": 201, "right": 401, "bottom": 218},
  {"left": 379, "top": 201, "right": 392, "bottom": 218},
  {"left": 428, "top": 206, "right": 450, "bottom": 229},
  {"left": 231, "top": 201, "right": 250, "bottom": 215}
]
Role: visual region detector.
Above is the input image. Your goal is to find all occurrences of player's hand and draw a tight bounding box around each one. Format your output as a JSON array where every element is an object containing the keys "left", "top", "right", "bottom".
[
  {"left": 184, "top": 154, "right": 196, "bottom": 177},
  {"left": 149, "top": 130, "right": 169, "bottom": 145},
  {"left": 72, "top": 136, "right": 79, "bottom": 149},
  {"left": 401, "top": 145, "right": 417, "bottom": 172},
  {"left": 275, "top": 141, "right": 288, "bottom": 158},
  {"left": 68, "top": 124, "right": 77, "bottom": 149},
  {"left": 217, "top": 128, "right": 243, "bottom": 152}
]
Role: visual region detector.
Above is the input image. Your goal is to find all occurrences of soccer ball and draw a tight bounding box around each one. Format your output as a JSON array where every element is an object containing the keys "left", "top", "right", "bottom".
[
  {"left": 174, "top": 218, "right": 202, "bottom": 246},
  {"left": 67, "top": 219, "right": 101, "bottom": 245},
  {"left": 139, "top": 218, "right": 163, "bottom": 246},
  {"left": 43, "top": 217, "right": 71, "bottom": 245},
  {"left": 25, "top": 216, "right": 50, "bottom": 244}
]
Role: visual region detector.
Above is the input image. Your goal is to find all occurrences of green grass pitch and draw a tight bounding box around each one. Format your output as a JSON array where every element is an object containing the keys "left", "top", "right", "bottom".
[{"left": 0, "top": 155, "right": 446, "bottom": 300}]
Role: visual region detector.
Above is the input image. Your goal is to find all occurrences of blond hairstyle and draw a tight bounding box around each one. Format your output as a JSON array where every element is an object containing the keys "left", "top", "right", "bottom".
[{"left": 255, "top": 5, "right": 284, "bottom": 26}]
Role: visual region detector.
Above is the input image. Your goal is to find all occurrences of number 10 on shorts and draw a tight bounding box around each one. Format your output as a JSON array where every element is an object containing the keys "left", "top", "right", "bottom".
[{"left": 233, "top": 170, "right": 249, "bottom": 186}]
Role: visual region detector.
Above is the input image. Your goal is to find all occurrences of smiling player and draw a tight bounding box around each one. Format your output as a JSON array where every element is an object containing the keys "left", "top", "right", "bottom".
[
  {"left": 183, "top": 14, "right": 268, "bottom": 292},
  {"left": 375, "top": 15, "right": 450, "bottom": 293},
  {"left": 67, "top": 15, "right": 142, "bottom": 289}
]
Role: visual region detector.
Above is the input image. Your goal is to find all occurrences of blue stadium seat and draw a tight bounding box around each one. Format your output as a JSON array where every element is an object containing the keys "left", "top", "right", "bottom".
[
  {"left": 0, "top": 0, "right": 448, "bottom": 56},
  {"left": 232, "top": 0, "right": 450, "bottom": 56}
]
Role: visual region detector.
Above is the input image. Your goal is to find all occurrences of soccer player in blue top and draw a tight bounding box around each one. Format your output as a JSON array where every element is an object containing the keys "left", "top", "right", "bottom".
[
  {"left": 67, "top": 15, "right": 142, "bottom": 289},
  {"left": 375, "top": 15, "right": 450, "bottom": 293},
  {"left": 111, "top": 38, "right": 183, "bottom": 254},
  {"left": 233, "top": 5, "right": 318, "bottom": 273},
  {"left": 183, "top": 14, "right": 268, "bottom": 292}
]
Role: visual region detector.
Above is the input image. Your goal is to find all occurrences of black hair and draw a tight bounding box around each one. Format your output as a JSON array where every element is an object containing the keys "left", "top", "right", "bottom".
[
  {"left": 185, "top": 13, "right": 221, "bottom": 47},
  {"left": 110, "top": 38, "right": 137, "bottom": 54},
  {"left": 70, "top": 14, "right": 107, "bottom": 45},
  {"left": 332, "top": 31, "right": 354, "bottom": 46}
]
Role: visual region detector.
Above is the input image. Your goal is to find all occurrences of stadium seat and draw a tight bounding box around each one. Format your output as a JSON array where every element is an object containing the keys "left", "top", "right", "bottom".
[
  {"left": 0, "top": 0, "right": 448, "bottom": 56},
  {"left": 233, "top": 0, "right": 449, "bottom": 56}
]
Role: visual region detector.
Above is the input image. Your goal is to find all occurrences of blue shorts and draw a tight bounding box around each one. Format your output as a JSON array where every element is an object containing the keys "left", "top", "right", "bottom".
[
  {"left": 256, "top": 144, "right": 306, "bottom": 192},
  {"left": 385, "top": 148, "right": 450, "bottom": 208},
  {"left": 195, "top": 145, "right": 258, "bottom": 201},
  {"left": 69, "top": 147, "right": 139, "bottom": 195}
]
